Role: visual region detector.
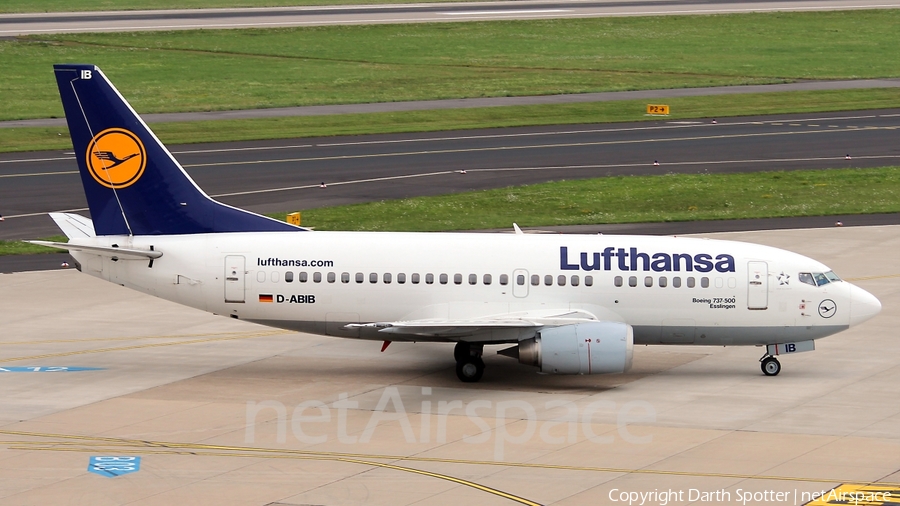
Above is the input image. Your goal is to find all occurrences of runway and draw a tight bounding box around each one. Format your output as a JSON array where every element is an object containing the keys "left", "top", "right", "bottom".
[
  {"left": 1, "top": 225, "right": 897, "bottom": 505},
  {"left": 2, "top": 108, "right": 900, "bottom": 240},
  {"left": 3, "top": 0, "right": 900, "bottom": 35}
]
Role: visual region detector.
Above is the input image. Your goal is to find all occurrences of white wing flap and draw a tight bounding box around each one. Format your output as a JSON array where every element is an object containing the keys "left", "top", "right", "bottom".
[{"left": 346, "top": 309, "right": 602, "bottom": 337}]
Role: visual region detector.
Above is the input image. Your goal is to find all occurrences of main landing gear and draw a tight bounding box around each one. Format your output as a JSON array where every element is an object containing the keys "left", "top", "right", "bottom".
[
  {"left": 760, "top": 354, "right": 782, "bottom": 376},
  {"left": 454, "top": 342, "right": 485, "bottom": 382}
]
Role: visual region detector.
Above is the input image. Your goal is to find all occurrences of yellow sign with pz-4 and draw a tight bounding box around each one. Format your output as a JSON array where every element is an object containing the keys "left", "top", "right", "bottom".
[
  {"left": 647, "top": 104, "right": 670, "bottom": 115},
  {"left": 286, "top": 212, "right": 301, "bottom": 226}
]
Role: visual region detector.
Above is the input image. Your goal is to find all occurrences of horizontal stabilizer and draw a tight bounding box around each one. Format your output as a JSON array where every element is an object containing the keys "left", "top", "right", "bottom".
[
  {"left": 48, "top": 212, "right": 95, "bottom": 239},
  {"left": 29, "top": 240, "right": 162, "bottom": 260}
]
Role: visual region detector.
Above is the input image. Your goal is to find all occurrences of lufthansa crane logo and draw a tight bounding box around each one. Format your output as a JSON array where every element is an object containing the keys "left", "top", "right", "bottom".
[{"left": 85, "top": 128, "right": 146, "bottom": 189}]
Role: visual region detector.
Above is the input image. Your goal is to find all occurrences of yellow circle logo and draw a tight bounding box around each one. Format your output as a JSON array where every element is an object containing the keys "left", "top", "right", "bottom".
[{"left": 85, "top": 128, "right": 146, "bottom": 189}]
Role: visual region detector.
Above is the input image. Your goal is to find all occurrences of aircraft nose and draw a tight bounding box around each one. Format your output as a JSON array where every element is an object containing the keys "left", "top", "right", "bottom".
[{"left": 849, "top": 284, "right": 882, "bottom": 326}]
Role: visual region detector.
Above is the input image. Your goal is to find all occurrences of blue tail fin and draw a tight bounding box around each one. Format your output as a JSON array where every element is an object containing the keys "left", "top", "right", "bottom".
[{"left": 54, "top": 64, "right": 301, "bottom": 236}]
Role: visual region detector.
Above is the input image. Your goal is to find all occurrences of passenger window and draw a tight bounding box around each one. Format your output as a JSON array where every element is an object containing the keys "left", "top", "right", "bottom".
[
  {"left": 558, "top": 275, "right": 566, "bottom": 286},
  {"left": 644, "top": 276, "right": 653, "bottom": 287},
  {"left": 544, "top": 275, "right": 553, "bottom": 286},
  {"left": 412, "top": 273, "right": 421, "bottom": 284},
  {"left": 313, "top": 272, "right": 322, "bottom": 283},
  {"left": 799, "top": 272, "right": 815, "bottom": 286},
  {"left": 271, "top": 271, "right": 279, "bottom": 283},
  {"left": 468, "top": 274, "right": 477, "bottom": 285},
  {"left": 673, "top": 276, "right": 681, "bottom": 288},
  {"left": 327, "top": 272, "right": 336, "bottom": 283},
  {"left": 453, "top": 273, "right": 462, "bottom": 285},
  {"left": 571, "top": 275, "right": 579, "bottom": 286},
  {"left": 483, "top": 274, "right": 492, "bottom": 285},
  {"left": 285, "top": 271, "right": 294, "bottom": 283},
  {"left": 728, "top": 277, "right": 737, "bottom": 288},
  {"left": 440, "top": 274, "right": 448, "bottom": 284},
  {"left": 531, "top": 274, "right": 540, "bottom": 286},
  {"left": 585, "top": 275, "right": 593, "bottom": 287},
  {"left": 499, "top": 274, "right": 508, "bottom": 285},
  {"left": 687, "top": 277, "right": 695, "bottom": 288},
  {"left": 426, "top": 273, "right": 434, "bottom": 284},
  {"left": 299, "top": 272, "right": 308, "bottom": 283},
  {"left": 614, "top": 276, "right": 623, "bottom": 287},
  {"left": 715, "top": 277, "right": 723, "bottom": 288},
  {"left": 369, "top": 273, "right": 378, "bottom": 283},
  {"left": 398, "top": 273, "right": 406, "bottom": 284},
  {"left": 629, "top": 276, "right": 637, "bottom": 287},
  {"left": 257, "top": 271, "right": 266, "bottom": 283},
  {"left": 355, "top": 272, "right": 363, "bottom": 283},
  {"left": 516, "top": 274, "right": 525, "bottom": 285},
  {"left": 341, "top": 272, "right": 350, "bottom": 283},
  {"left": 701, "top": 277, "right": 709, "bottom": 288},
  {"left": 383, "top": 273, "right": 392, "bottom": 284},
  {"left": 659, "top": 276, "right": 667, "bottom": 287}
]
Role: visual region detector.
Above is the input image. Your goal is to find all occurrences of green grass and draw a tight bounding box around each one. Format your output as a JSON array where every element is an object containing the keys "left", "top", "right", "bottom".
[
  {"left": 5, "top": 168, "right": 897, "bottom": 255},
  {"left": 4, "top": 12, "right": 900, "bottom": 121},
  {"left": 0, "top": 236, "right": 67, "bottom": 256},
  {"left": 270, "top": 167, "right": 900, "bottom": 231},
  {"left": 3, "top": 87, "right": 900, "bottom": 153},
  {"left": 2, "top": 0, "right": 469, "bottom": 13}
]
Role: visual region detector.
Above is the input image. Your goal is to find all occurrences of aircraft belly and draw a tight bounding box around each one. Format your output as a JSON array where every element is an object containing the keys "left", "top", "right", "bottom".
[{"left": 633, "top": 324, "right": 849, "bottom": 345}]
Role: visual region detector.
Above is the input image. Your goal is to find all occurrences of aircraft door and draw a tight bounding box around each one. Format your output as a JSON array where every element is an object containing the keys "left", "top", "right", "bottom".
[
  {"left": 747, "top": 261, "right": 768, "bottom": 310},
  {"left": 224, "top": 255, "right": 246, "bottom": 303},
  {"left": 512, "top": 269, "right": 529, "bottom": 298}
]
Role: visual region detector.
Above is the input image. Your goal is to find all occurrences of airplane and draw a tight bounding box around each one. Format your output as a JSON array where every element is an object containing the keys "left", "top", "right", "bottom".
[{"left": 35, "top": 64, "right": 882, "bottom": 382}]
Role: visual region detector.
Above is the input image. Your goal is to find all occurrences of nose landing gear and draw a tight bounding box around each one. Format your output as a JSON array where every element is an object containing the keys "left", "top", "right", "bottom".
[
  {"left": 760, "top": 355, "right": 781, "bottom": 376},
  {"left": 454, "top": 342, "right": 485, "bottom": 382}
]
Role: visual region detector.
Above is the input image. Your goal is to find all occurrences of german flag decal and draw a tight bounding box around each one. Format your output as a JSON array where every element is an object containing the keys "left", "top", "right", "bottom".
[{"left": 259, "top": 294, "right": 274, "bottom": 303}]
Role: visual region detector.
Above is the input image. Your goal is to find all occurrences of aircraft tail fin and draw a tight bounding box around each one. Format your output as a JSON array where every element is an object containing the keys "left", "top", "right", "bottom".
[{"left": 53, "top": 64, "right": 302, "bottom": 236}]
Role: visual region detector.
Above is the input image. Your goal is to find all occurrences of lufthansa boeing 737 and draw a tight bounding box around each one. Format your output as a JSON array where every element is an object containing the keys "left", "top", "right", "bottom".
[{"left": 36, "top": 64, "right": 882, "bottom": 382}]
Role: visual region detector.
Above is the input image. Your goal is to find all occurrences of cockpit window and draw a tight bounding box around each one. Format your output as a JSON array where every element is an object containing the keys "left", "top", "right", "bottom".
[
  {"left": 799, "top": 273, "right": 815, "bottom": 286},
  {"left": 825, "top": 271, "right": 841, "bottom": 282},
  {"left": 813, "top": 272, "right": 830, "bottom": 286}
]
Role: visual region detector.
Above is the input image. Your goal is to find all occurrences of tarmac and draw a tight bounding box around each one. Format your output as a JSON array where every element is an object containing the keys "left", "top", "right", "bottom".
[{"left": 1, "top": 225, "right": 898, "bottom": 505}]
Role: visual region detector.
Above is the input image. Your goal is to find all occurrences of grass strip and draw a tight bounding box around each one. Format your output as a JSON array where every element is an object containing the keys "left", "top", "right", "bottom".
[
  {"left": 0, "top": 236, "right": 67, "bottom": 256},
  {"left": 3, "top": 87, "right": 900, "bottom": 153},
  {"left": 3, "top": 12, "right": 900, "bottom": 121},
  {"left": 269, "top": 167, "right": 900, "bottom": 231},
  {"left": 5, "top": 167, "right": 896, "bottom": 255}
]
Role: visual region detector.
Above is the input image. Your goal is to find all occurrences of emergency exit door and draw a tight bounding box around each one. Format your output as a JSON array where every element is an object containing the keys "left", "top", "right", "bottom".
[
  {"left": 225, "top": 255, "right": 246, "bottom": 303},
  {"left": 747, "top": 261, "right": 768, "bottom": 310}
]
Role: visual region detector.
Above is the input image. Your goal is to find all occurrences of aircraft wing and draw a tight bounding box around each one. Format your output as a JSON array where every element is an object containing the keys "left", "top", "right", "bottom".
[{"left": 346, "top": 309, "right": 604, "bottom": 337}]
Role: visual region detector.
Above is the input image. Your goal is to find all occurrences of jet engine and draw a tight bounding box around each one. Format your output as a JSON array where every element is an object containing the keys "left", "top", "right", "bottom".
[{"left": 501, "top": 322, "right": 633, "bottom": 374}]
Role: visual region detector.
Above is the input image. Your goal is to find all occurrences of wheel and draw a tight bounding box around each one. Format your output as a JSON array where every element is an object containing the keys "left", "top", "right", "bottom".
[
  {"left": 761, "top": 356, "right": 781, "bottom": 376},
  {"left": 456, "top": 357, "right": 485, "bottom": 382},
  {"left": 454, "top": 342, "right": 471, "bottom": 363}
]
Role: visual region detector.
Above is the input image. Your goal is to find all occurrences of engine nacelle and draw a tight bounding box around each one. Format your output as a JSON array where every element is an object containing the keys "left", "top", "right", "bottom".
[{"left": 516, "top": 322, "right": 633, "bottom": 374}]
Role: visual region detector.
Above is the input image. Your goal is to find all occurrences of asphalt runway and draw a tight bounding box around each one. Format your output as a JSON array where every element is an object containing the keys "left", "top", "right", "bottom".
[
  {"left": 1, "top": 225, "right": 897, "bottom": 505},
  {"left": 3, "top": 0, "right": 900, "bottom": 35},
  {"left": 2, "top": 108, "right": 900, "bottom": 241}
]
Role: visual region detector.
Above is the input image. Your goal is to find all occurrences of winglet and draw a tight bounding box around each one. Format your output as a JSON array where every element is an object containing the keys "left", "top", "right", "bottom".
[{"left": 513, "top": 223, "right": 523, "bottom": 235}]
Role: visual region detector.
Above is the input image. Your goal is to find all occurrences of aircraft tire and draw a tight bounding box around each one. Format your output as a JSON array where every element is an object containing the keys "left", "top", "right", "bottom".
[
  {"left": 761, "top": 356, "right": 781, "bottom": 376},
  {"left": 456, "top": 357, "right": 485, "bottom": 382}
]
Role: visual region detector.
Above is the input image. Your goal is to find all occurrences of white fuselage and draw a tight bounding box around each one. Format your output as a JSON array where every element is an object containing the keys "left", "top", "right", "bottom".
[{"left": 67, "top": 230, "right": 878, "bottom": 347}]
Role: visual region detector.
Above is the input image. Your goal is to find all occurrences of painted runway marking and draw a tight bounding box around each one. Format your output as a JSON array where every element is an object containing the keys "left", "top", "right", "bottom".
[
  {"left": 3, "top": 429, "right": 899, "bottom": 491},
  {"left": 0, "top": 330, "right": 289, "bottom": 364}
]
